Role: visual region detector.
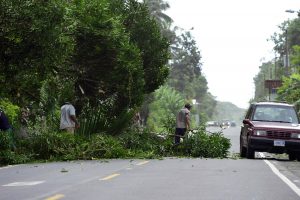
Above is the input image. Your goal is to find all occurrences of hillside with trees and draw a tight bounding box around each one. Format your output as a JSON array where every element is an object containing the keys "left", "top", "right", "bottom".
[{"left": 212, "top": 102, "right": 246, "bottom": 125}]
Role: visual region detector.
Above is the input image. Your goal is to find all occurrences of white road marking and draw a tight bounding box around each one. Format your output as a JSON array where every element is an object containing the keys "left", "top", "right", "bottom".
[
  {"left": 258, "top": 152, "right": 300, "bottom": 197},
  {"left": 0, "top": 165, "right": 17, "bottom": 170},
  {"left": 3, "top": 181, "right": 45, "bottom": 186}
]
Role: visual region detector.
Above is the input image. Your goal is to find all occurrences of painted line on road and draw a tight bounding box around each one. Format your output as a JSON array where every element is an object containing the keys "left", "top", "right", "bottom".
[
  {"left": 3, "top": 181, "right": 45, "bottom": 186},
  {"left": 257, "top": 152, "right": 266, "bottom": 159},
  {"left": 259, "top": 152, "right": 300, "bottom": 197},
  {"left": 136, "top": 161, "right": 149, "bottom": 166},
  {"left": 45, "top": 194, "right": 65, "bottom": 200},
  {"left": 100, "top": 173, "right": 120, "bottom": 181}
]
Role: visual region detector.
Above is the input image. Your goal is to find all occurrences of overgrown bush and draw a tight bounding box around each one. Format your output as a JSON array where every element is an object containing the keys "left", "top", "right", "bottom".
[
  {"left": 120, "top": 128, "right": 173, "bottom": 158},
  {"left": 0, "top": 131, "right": 10, "bottom": 151},
  {"left": 21, "top": 131, "right": 78, "bottom": 160},
  {"left": 0, "top": 150, "right": 31, "bottom": 166},
  {"left": 0, "top": 125, "right": 231, "bottom": 166},
  {"left": 0, "top": 99, "right": 20, "bottom": 128},
  {"left": 181, "top": 129, "right": 231, "bottom": 158},
  {"left": 147, "top": 85, "right": 185, "bottom": 133},
  {"left": 120, "top": 128, "right": 161, "bottom": 151},
  {"left": 81, "top": 134, "right": 127, "bottom": 159},
  {"left": 6, "top": 130, "right": 129, "bottom": 161},
  {"left": 0, "top": 131, "right": 31, "bottom": 165}
]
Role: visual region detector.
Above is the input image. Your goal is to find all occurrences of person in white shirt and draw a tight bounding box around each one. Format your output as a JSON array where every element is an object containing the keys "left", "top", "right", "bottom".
[
  {"left": 174, "top": 103, "right": 191, "bottom": 145},
  {"left": 60, "top": 102, "right": 79, "bottom": 134}
]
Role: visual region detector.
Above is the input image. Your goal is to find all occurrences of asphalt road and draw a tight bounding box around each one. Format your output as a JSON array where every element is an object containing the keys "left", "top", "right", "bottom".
[{"left": 1, "top": 126, "right": 300, "bottom": 200}]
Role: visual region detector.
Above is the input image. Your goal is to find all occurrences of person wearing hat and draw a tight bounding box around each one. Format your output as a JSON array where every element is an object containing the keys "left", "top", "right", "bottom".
[{"left": 174, "top": 103, "right": 192, "bottom": 145}]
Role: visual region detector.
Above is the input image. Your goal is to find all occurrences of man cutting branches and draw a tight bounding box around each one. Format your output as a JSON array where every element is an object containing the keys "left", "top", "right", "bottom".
[{"left": 174, "top": 103, "right": 191, "bottom": 145}]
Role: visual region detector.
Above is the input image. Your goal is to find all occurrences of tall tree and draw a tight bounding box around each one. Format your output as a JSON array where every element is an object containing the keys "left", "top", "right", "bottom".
[
  {"left": 73, "top": 0, "right": 144, "bottom": 112},
  {"left": 167, "top": 29, "right": 217, "bottom": 119},
  {"left": 143, "top": 0, "right": 176, "bottom": 42},
  {"left": 168, "top": 30, "right": 202, "bottom": 98},
  {"left": 270, "top": 17, "right": 300, "bottom": 107},
  {"left": 111, "top": 0, "right": 170, "bottom": 94}
]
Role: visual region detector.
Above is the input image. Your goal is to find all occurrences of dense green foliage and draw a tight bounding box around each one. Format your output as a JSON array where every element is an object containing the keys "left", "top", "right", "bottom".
[
  {"left": 0, "top": 0, "right": 231, "bottom": 166},
  {"left": 274, "top": 18, "right": 300, "bottom": 107},
  {"left": 74, "top": 0, "right": 145, "bottom": 109},
  {"left": 0, "top": 0, "right": 74, "bottom": 106},
  {"left": 72, "top": 0, "right": 150, "bottom": 133},
  {"left": 147, "top": 86, "right": 185, "bottom": 133},
  {"left": 0, "top": 0, "right": 170, "bottom": 136},
  {"left": 277, "top": 74, "right": 300, "bottom": 111},
  {"left": 0, "top": 99, "right": 20, "bottom": 127},
  {"left": 181, "top": 130, "right": 231, "bottom": 158},
  {"left": 110, "top": 0, "right": 170, "bottom": 94},
  {"left": 291, "top": 45, "right": 300, "bottom": 70}
]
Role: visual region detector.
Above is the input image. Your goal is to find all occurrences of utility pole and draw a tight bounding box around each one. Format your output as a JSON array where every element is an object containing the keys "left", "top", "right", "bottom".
[
  {"left": 274, "top": 52, "right": 277, "bottom": 79},
  {"left": 285, "top": 29, "right": 289, "bottom": 76}
]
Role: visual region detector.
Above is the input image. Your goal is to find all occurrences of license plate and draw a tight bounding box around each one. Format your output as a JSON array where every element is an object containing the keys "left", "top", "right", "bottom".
[{"left": 274, "top": 140, "right": 285, "bottom": 147}]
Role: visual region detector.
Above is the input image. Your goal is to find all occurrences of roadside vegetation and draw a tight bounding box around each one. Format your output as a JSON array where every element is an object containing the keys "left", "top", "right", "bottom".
[
  {"left": 0, "top": 126, "right": 230, "bottom": 165},
  {"left": 0, "top": 96, "right": 230, "bottom": 165},
  {"left": 0, "top": 0, "right": 230, "bottom": 166}
]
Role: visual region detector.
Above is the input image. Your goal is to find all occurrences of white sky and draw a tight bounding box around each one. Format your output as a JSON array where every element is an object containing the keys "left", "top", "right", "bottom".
[{"left": 165, "top": 0, "right": 299, "bottom": 109}]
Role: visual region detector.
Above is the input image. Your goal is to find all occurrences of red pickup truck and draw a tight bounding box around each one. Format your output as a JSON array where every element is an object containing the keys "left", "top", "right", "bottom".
[{"left": 240, "top": 102, "right": 300, "bottom": 160}]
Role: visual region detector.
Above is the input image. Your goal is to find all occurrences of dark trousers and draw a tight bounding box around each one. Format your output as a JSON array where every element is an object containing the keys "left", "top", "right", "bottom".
[{"left": 174, "top": 128, "right": 186, "bottom": 144}]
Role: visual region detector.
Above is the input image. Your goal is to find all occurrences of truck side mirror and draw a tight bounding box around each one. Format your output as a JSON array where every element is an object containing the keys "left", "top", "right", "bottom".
[{"left": 243, "top": 119, "right": 252, "bottom": 126}]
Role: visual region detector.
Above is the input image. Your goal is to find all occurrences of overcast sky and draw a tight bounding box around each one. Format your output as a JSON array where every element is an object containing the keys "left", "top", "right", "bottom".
[{"left": 165, "top": 0, "right": 299, "bottom": 109}]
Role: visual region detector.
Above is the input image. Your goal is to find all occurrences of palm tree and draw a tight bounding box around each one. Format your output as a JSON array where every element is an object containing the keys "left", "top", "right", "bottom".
[{"left": 143, "top": 0, "right": 173, "bottom": 30}]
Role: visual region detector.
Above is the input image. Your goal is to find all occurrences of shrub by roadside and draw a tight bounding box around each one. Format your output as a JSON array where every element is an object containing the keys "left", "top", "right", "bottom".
[
  {"left": 180, "top": 130, "right": 231, "bottom": 158},
  {"left": 0, "top": 126, "right": 231, "bottom": 166}
]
